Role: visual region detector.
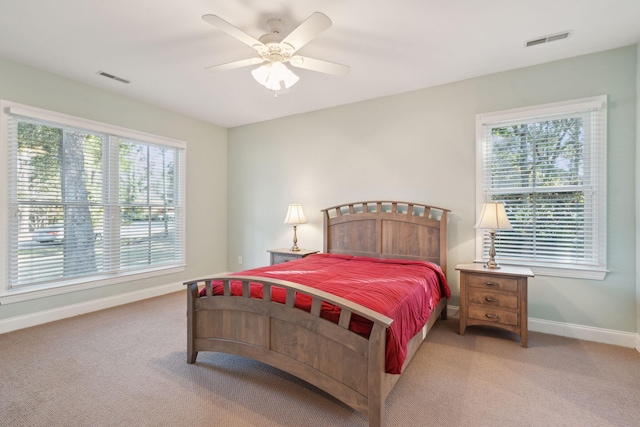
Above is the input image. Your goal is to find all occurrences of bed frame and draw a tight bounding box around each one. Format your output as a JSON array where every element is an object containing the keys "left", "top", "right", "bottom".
[{"left": 184, "top": 201, "right": 449, "bottom": 427}]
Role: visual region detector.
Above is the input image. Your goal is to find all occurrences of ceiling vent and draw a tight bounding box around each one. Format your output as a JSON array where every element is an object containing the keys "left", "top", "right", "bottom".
[
  {"left": 525, "top": 31, "right": 572, "bottom": 48},
  {"left": 96, "top": 71, "right": 130, "bottom": 84}
]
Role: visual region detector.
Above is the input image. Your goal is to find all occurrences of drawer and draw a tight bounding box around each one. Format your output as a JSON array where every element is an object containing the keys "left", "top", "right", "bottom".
[
  {"left": 272, "top": 253, "right": 299, "bottom": 264},
  {"left": 468, "top": 289, "right": 518, "bottom": 309},
  {"left": 467, "top": 273, "right": 518, "bottom": 293},
  {"left": 468, "top": 307, "right": 518, "bottom": 326}
]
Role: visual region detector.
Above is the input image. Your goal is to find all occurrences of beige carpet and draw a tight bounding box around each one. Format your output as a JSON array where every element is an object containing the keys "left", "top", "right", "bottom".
[{"left": 1, "top": 291, "right": 638, "bottom": 427}]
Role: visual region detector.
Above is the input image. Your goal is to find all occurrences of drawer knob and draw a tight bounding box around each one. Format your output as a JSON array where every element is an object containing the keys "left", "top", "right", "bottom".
[
  {"left": 484, "top": 281, "right": 499, "bottom": 287},
  {"left": 485, "top": 297, "right": 499, "bottom": 303},
  {"left": 485, "top": 314, "right": 500, "bottom": 319}
]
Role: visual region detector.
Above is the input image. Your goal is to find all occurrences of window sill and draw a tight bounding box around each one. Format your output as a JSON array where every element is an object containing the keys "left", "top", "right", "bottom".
[
  {"left": 473, "top": 259, "right": 608, "bottom": 280},
  {"left": 0, "top": 265, "right": 186, "bottom": 304}
]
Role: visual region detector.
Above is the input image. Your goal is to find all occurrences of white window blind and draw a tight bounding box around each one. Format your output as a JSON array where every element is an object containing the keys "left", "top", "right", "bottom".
[
  {"left": 476, "top": 96, "right": 607, "bottom": 279},
  {"left": 2, "top": 101, "right": 185, "bottom": 297}
]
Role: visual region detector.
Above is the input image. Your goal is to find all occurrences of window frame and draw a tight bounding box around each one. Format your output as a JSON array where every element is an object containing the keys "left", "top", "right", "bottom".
[
  {"left": 475, "top": 96, "right": 608, "bottom": 280},
  {"left": 0, "top": 100, "right": 187, "bottom": 303}
]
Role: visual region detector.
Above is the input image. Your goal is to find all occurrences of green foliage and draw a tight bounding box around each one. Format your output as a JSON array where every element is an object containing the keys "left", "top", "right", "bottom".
[
  {"left": 118, "top": 140, "right": 175, "bottom": 221},
  {"left": 490, "top": 117, "right": 584, "bottom": 189},
  {"left": 488, "top": 117, "right": 587, "bottom": 259},
  {"left": 12, "top": 115, "right": 180, "bottom": 288},
  {"left": 17, "top": 121, "right": 104, "bottom": 229},
  {"left": 18, "top": 122, "right": 63, "bottom": 228}
]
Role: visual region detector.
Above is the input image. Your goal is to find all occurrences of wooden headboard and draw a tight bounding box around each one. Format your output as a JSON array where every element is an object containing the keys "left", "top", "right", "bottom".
[{"left": 321, "top": 201, "right": 450, "bottom": 274}]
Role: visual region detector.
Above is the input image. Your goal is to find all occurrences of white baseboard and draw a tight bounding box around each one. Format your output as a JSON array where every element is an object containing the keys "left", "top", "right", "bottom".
[
  {"left": 447, "top": 305, "right": 637, "bottom": 349},
  {"left": 446, "top": 305, "right": 460, "bottom": 318},
  {"left": 0, "top": 271, "right": 234, "bottom": 335},
  {"left": 528, "top": 318, "right": 637, "bottom": 348},
  {"left": 0, "top": 282, "right": 183, "bottom": 335}
]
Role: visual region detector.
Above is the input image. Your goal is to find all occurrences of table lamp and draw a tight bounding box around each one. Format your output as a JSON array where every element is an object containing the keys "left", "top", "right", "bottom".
[
  {"left": 284, "top": 204, "right": 307, "bottom": 252},
  {"left": 475, "top": 202, "right": 512, "bottom": 269}
]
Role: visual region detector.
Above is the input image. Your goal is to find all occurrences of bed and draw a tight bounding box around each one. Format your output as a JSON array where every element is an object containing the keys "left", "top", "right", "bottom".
[{"left": 184, "top": 201, "right": 450, "bottom": 427}]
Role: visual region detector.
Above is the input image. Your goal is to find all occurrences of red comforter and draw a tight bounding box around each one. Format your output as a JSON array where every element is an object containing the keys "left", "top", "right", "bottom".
[{"left": 200, "top": 253, "right": 450, "bottom": 374}]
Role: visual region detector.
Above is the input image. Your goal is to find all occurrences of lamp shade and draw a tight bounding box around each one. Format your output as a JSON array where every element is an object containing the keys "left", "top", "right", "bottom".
[
  {"left": 475, "top": 202, "right": 513, "bottom": 230},
  {"left": 252, "top": 61, "right": 299, "bottom": 91},
  {"left": 284, "top": 204, "right": 307, "bottom": 225}
]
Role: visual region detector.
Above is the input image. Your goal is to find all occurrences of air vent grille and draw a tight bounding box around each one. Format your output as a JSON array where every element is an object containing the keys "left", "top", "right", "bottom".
[
  {"left": 525, "top": 31, "right": 572, "bottom": 47},
  {"left": 96, "top": 71, "right": 130, "bottom": 84}
]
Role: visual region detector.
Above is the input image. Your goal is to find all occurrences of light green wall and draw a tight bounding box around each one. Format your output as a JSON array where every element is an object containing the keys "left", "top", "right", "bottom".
[
  {"left": 1, "top": 45, "right": 637, "bottom": 337},
  {"left": 228, "top": 46, "right": 638, "bottom": 334},
  {"left": 636, "top": 42, "right": 640, "bottom": 350},
  {"left": 0, "top": 56, "right": 228, "bottom": 321}
]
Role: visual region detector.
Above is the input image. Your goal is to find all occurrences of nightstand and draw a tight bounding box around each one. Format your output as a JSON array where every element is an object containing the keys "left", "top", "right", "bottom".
[
  {"left": 456, "top": 263, "right": 534, "bottom": 347},
  {"left": 267, "top": 248, "right": 319, "bottom": 265}
]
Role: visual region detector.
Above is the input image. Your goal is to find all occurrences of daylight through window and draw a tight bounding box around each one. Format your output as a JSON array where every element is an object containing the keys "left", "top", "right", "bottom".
[
  {"left": 476, "top": 96, "right": 607, "bottom": 279},
  {"left": 1, "top": 101, "right": 186, "bottom": 298}
]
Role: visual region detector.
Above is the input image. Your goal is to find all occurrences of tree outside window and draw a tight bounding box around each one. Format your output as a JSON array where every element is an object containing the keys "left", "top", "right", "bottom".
[
  {"left": 3, "top": 101, "right": 185, "bottom": 295},
  {"left": 476, "top": 96, "right": 607, "bottom": 279}
]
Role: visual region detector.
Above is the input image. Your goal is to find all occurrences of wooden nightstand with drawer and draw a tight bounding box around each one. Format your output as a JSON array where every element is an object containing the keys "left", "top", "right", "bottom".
[
  {"left": 267, "top": 248, "right": 319, "bottom": 265},
  {"left": 456, "top": 263, "right": 534, "bottom": 347}
]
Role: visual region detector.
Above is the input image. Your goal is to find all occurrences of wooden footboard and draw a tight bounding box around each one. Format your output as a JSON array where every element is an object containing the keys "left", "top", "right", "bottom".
[{"left": 185, "top": 275, "right": 447, "bottom": 427}]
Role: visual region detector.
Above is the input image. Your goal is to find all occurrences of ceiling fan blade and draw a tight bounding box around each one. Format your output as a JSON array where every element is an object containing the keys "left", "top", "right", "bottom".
[
  {"left": 205, "top": 57, "right": 265, "bottom": 73},
  {"left": 289, "top": 56, "right": 350, "bottom": 77},
  {"left": 202, "top": 14, "right": 266, "bottom": 52},
  {"left": 281, "top": 12, "right": 332, "bottom": 53}
]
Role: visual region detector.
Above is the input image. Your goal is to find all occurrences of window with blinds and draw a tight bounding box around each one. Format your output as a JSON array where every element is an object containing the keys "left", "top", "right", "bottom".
[
  {"left": 476, "top": 96, "right": 607, "bottom": 279},
  {"left": 1, "top": 101, "right": 186, "bottom": 298}
]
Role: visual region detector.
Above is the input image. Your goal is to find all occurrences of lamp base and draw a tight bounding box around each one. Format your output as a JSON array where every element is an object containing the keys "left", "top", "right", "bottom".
[
  {"left": 483, "top": 261, "right": 501, "bottom": 269},
  {"left": 484, "top": 229, "right": 501, "bottom": 269},
  {"left": 290, "top": 225, "right": 300, "bottom": 252}
]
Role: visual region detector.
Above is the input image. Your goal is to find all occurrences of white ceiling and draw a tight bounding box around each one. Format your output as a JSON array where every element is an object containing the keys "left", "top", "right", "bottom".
[{"left": 0, "top": 0, "right": 638, "bottom": 128}]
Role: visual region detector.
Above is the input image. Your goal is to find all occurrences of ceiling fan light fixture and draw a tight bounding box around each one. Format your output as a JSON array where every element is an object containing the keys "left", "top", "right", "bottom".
[
  {"left": 251, "top": 61, "right": 299, "bottom": 92},
  {"left": 203, "top": 13, "right": 350, "bottom": 93}
]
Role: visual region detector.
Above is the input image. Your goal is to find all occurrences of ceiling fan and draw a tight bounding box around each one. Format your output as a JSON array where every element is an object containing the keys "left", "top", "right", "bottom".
[{"left": 202, "top": 12, "right": 350, "bottom": 93}]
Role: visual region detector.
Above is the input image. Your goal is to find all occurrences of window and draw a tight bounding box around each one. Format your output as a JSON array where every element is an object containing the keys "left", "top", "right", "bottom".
[
  {"left": 0, "top": 101, "right": 186, "bottom": 302},
  {"left": 476, "top": 96, "right": 607, "bottom": 279}
]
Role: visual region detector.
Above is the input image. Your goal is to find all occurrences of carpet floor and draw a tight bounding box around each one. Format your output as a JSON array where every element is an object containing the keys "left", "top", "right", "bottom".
[{"left": 1, "top": 291, "right": 638, "bottom": 426}]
